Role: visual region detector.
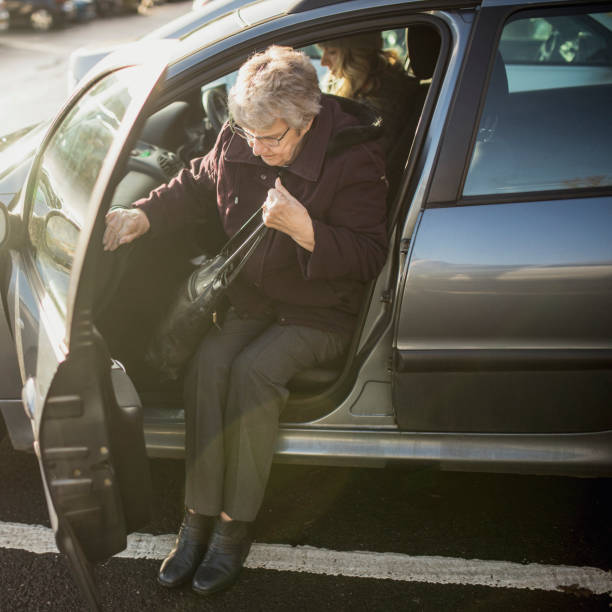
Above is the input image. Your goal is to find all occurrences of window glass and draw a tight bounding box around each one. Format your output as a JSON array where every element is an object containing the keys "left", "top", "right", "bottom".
[
  {"left": 463, "top": 10, "right": 612, "bottom": 196},
  {"left": 500, "top": 12, "right": 612, "bottom": 91},
  {"left": 28, "top": 67, "right": 140, "bottom": 319},
  {"left": 304, "top": 29, "right": 407, "bottom": 85}
]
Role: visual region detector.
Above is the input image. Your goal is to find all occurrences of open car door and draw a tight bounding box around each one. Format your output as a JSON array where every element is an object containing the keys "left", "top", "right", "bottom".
[{"left": 10, "top": 57, "right": 173, "bottom": 609}]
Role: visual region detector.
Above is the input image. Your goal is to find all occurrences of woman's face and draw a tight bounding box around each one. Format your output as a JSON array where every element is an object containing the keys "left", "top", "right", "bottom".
[
  {"left": 243, "top": 117, "right": 313, "bottom": 167},
  {"left": 320, "top": 46, "right": 342, "bottom": 77}
]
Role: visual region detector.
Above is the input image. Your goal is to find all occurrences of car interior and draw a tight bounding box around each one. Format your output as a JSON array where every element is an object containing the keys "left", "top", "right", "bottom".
[{"left": 93, "top": 22, "right": 443, "bottom": 424}]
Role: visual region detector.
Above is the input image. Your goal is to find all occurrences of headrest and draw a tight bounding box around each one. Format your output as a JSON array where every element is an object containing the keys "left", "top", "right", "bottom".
[{"left": 406, "top": 25, "right": 441, "bottom": 80}]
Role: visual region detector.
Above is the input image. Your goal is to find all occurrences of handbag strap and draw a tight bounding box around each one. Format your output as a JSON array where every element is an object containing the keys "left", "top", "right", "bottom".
[
  {"left": 208, "top": 200, "right": 271, "bottom": 286},
  {"left": 220, "top": 222, "right": 268, "bottom": 286},
  {"left": 220, "top": 205, "right": 267, "bottom": 257}
]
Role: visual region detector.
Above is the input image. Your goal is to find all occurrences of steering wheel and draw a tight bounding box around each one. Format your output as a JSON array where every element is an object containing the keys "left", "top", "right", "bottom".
[{"left": 202, "top": 86, "right": 229, "bottom": 133}]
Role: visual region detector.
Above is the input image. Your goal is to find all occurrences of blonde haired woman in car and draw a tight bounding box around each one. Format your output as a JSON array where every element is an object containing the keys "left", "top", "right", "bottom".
[{"left": 319, "top": 32, "right": 418, "bottom": 151}]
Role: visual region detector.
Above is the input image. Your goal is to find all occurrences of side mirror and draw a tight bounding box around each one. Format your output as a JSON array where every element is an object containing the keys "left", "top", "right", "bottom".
[{"left": 44, "top": 210, "right": 79, "bottom": 270}]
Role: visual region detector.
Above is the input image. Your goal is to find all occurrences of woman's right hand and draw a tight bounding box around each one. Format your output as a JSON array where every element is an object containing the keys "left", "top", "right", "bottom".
[{"left": 103, "top": 208, "right": 150, "bottom": 252}]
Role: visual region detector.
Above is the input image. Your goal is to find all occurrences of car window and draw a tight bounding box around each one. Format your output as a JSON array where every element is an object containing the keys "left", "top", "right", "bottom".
[
  {"left": 28, "top": 67, "right": 144, "bottom": 320},
  {"left": 304, "top": 29, "right": 407, "bottom": 84},
  {"left": 463, "top": 9, "right": 612, "bottom": 196},
  {"left": 500, "top": 12, "right": 612, "bottom": 91}
]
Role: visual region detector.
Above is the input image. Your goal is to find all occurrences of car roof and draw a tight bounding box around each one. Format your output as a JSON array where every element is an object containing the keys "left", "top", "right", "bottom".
[
  {"left": 168, "top": 0, "right": 480, "bottom": 65},
  {"left": 97, "top": 0, "right": 489, "bottom": 84},
  {"left": 141, "top": 0, "right": 248, "bottom": 40}
]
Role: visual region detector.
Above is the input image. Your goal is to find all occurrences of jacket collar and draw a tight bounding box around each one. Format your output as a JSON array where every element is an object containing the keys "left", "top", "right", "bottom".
[
  {"left": 224, "top": 97, "right": 334, "bottom": 183},
  {"left": 223, "top": 95, "right": 381, "bottom": 182}
]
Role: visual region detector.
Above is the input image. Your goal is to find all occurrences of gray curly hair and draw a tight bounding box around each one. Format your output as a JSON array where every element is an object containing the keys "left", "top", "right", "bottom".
[{"left": 228, "top": 45, "right": 322, "bottom": 132}]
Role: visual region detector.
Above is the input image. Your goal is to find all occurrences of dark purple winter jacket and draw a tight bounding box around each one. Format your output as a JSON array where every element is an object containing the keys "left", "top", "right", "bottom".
[{"left": 135, "top": 95, "right": 388, "bottom": 335}]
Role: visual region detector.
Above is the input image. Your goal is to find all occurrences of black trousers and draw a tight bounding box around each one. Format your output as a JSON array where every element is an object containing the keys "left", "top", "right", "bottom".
[{"left": 183, "top": 308, "right": 349, "bottom": 521}]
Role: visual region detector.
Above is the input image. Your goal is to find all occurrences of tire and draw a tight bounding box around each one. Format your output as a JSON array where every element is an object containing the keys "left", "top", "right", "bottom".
[{"left": 30, "top": 8, "right": 55, "bottom": 31}]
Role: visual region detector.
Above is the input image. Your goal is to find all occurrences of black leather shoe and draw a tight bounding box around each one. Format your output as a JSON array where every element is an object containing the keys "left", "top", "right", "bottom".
[
  {"left": 158, "top": 512, "right": 213, "bottom": 588},
  {"left": 192, "top": 519, "right": 252, "bottom": 596}
]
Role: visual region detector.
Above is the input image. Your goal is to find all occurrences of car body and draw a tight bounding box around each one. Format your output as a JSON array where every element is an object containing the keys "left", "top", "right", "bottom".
[
  {"left": 192, "top": 0, "right": 211, "bottom": 10},
  {"left": 0, "top": 0, "right": 611, "bottom": 605},
  {"left": 5, "top": 0, "right": 75, "bottom": 29}
]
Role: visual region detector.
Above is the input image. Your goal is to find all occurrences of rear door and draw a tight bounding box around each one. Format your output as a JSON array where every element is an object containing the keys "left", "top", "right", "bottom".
[
  {"left": 9, "top": 60, "right": 171, "bottom": 608},
  {"left": 393, "top": 3, "right": 612, "bottom": 433}
]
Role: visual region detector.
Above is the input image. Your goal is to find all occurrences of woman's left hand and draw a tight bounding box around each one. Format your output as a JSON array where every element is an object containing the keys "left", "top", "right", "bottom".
[{"left": 262, "top": 178, "right": 315, "bottom": 252}]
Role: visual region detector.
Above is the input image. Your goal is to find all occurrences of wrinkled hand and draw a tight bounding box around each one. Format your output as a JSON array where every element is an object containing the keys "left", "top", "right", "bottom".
[
  {"left": 103, "top": 207, "right": 150, "bottom": 252},
  {"left": 262, "top": 178, "right": 315, "bottom": 252}
]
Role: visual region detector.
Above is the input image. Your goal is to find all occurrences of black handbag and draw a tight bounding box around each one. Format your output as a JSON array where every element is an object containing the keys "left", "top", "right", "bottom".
[{"left": 145, "top": 213, "right": 268, "bottom": 380}]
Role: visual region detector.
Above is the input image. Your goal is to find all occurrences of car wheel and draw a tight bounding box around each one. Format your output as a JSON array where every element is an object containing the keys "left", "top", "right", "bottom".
[{"left": 30, "top": 8, "right": 55, "bottom": 31}]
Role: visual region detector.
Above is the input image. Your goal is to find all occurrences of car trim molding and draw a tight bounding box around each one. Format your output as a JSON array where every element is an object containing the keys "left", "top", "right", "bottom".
[
  {"left": 143, "top": 422, "right": 612, "bottom": 476},
  {"left": 394, "top": 348, "right": 612, "bottom": 372}
]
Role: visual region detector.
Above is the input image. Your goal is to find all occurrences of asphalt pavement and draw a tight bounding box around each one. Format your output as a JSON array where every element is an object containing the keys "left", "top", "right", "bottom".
[
  {"left": 0, "top": 0, "right": 192, "bottom": 135},
  {"left": 0, "top": 436, "right": 610, "bottom": 611}
]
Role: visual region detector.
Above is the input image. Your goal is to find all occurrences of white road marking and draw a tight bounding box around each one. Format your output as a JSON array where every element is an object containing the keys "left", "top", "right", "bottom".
[{"left": 1, "top": 520, "right": 611, "bottom": 595}]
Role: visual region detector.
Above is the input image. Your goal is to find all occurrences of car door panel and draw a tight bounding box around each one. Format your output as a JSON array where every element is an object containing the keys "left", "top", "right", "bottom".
[
  {"left": 39, "top": 333, "right": 150, "bottom": 559},
  {"left": 393, "top": 4, "right": 612, "bottom": 435},
  {"left": 393, "top": 197, "right": 612, "bottom": 434}
]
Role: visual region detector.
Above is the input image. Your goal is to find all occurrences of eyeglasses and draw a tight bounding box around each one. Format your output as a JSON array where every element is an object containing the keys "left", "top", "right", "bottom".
[{"left": 230, "top": 119, "right": 291, "bottom": 148}]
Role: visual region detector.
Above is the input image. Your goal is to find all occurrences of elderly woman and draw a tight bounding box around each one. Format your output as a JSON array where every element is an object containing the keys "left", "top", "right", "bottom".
[{"left": 103, "top": 45, "right": 388, "bottom": 596}]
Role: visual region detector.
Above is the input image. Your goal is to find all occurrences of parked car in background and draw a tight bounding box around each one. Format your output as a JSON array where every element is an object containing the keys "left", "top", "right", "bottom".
[
  {"left": 0, "top": 0, "right": 9, "bottom": 29},
  {"left": 93, "top": 0, "right": 139, "bottom": 16},
  {"left": 71, "top": 0, "right": 95, "bottom": 21},
  {"left": 0, "top": 0, "right": 611, "bottom": 607},
  {"left": 6, "top": 0, "right": 75, "bottom": 30},
  {"left": 67, "top": 0, "right": 244, "bottom": 91}
]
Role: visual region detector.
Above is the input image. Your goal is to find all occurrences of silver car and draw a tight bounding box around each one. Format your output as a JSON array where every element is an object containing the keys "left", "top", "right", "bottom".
[{"left": 0, "top": 0, "right": 611, "bottom": 606}]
